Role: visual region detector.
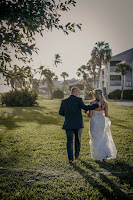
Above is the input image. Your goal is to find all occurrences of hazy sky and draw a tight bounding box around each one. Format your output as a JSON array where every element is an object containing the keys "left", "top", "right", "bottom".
[{"left": 32, "top": 0, "right": 133, "bottom": 80}]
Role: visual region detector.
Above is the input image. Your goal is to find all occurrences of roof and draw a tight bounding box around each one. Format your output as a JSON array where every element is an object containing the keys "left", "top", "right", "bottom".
[{"left": 111, "top": 48, "right": 133, "bottom": 61}]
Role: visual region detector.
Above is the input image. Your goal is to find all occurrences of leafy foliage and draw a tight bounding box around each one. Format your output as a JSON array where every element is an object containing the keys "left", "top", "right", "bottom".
[
  {"left": 38, "top": 66, "right": 58, "bottom": 99},
  {"left": 77, "top": 65, "right": 92, "bottom": 90},
  {"left": 91, "top": 41, "right": 112, "bottom": 67},
  {"left": 30, "top": 78, "right": 40, "bottom": 93},
  {"left": 54, "top": 54, "right": 62, "bottom": 67},
  {"left": 0, "top": 0, "right": 82, "bottom": 77},
  {"left": 108, "top": 89, "right": 121, "bottom": 99},
  {"left": 52, "top": 88, "right": 64, "bottom": 99},
  {"left": 61, "top": 72, "right": 69, "bottom": 81},
  {"left": 123, "top": 90, "right": 133, "bottom": 100},
  {"left": 1, "top": 88, "right": 38, "bottom": 107},
  {"left": 4, "top": 64, "right": 33, "bottom": 90},
  {"left": 61, "top": 72, "right": 69, "bottom": 93},
  {"left": 115, "top": 61, "right": 131, "bottom": 75}
]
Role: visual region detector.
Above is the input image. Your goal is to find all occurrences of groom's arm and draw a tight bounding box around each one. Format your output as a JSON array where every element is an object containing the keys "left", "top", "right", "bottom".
[
  {"left": 79, "top": 98, "right": 99, "bottom": 111},
  {"left": 59, "top": 100, "right": 65, "bottom": 116}
]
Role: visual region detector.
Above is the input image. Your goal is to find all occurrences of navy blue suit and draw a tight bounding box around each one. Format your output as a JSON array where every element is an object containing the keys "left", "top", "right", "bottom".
[{"left": 59, "top": 95, "right": 99, "bottom": 161}]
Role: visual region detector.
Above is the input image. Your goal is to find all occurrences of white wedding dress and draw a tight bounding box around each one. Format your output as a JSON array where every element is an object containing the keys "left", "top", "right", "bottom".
[{"left": 89, "top": 111, "right": 117, "bottom": 161}]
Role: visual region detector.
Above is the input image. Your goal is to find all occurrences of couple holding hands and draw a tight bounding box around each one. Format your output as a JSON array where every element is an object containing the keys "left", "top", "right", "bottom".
[{"left": 59, "top": 87, "right": 117, "bottom": 165}]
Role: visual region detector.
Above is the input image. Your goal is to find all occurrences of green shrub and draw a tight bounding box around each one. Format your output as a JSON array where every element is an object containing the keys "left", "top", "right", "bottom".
[
  {"left": 123, "top": 90, "right": 133, "bottom": 100},
  {"left": 1, "top": 88, "right": 38, "bottom": 107},
  {"left": 108, "top": 89, "right": 133, "bottom": 100},
  {"left": 52, "top": 88, "right": 64, "bottom": 99},
  {"left": 108, "top": 89, "right": 121, "bottom": 99}
]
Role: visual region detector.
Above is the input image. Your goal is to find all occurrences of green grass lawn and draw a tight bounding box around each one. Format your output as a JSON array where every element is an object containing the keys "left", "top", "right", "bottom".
[{"left": 0, "top": 96, "right": 133, "bottom": 200}]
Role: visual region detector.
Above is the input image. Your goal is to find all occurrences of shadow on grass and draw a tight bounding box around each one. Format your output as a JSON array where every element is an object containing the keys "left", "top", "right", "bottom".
[
  {"left": 109, "top": 116, "right": 132, "bottom": 130},
  {"left": 0, "top": 106, "right": 63, "bottom": 130},
  {"left": 97, "top": 160, "right": 133, "bottom": 189},
  {"left": 72, "top": 160, "right": 132, "bottom": 200},
  {"left": 0, "top": 154, "right": 20, "bottom": 167},
  {"left": 95, "top": 160, "right": 133, "bottom": 172}
]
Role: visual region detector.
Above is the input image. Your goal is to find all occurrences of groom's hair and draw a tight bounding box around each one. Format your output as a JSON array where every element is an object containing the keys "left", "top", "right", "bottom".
[{"left": 71, "top": 86, "right": 80, "bottom": 94}]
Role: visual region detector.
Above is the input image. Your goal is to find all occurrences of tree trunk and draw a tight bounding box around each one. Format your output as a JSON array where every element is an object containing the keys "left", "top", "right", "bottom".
[
  {"left": 121, "top": 75, "right": 124, "bottom": 100},
  {"left": 85, "top": 78, "right": 90, "bottom": 90},
  {"left": 93, "top": 71, "right": 96, "bottom": 88},
  {"left": 48, "top": 82, "right": 53, "bottom": 99},
  {"left": 97, "top": 65, "right": 101, "bottom": 88},
  {"left": 93, "top": 76, "right": 95, "bottom": 88},
  {"left": 49, "top": 85, "right": 53, "bottom": 99},
  {"left": 63, "top": 78, "right": 65, "bottom": 92},
  {"left": 92, "top": 68, "right": 95, "bottom": 87},
  {"left": 83, "top": 79, "right": 86, "bottom": 99}
]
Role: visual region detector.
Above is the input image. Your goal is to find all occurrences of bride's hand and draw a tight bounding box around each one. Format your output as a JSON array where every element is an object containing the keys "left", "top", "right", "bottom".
[{"left": 86, "top": 111, "right": 89, "bottom": 117}]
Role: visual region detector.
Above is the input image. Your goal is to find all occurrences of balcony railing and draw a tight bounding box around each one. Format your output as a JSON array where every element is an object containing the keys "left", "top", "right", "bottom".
[{"left": 110, "top": 80, "right": 121, "bottom": 86}]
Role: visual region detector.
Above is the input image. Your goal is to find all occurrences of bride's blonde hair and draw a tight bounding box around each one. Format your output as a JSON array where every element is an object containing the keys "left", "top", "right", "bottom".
[{"left": 93, "top": 89, "right": 107, "bottom": 108}]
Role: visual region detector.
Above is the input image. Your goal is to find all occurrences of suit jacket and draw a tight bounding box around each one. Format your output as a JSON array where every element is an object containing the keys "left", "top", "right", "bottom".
[{"left": 59, "top": 95, "right": 99, "bottom": 130}]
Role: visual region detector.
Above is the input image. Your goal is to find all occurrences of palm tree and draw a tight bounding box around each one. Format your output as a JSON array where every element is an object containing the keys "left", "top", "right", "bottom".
[
  {"left": 77, "top": 65, "right": 91, "bottom": 90},
  {"left": 87, "top": 58, "right": 98, "bottom": 88},
  {"left": 115, "top": 61, "right": 131, "bottom": 100},
  {"left": 31, "top": 78, "right": 39, "bottom": 92},
  {"left": 41, "top": 68, "right": 58, "bottom": 99},
  {"left": 6, "top": 65, "right": 32, "bottom": 90},
  {"left": 61, "top": 72, "right": 69, "bottom": 92},
  {"left": 54, "top": 54, "right": 62, "bottom": 67},
  {"left": 38, "top": 65, "right": 45, "bottom": 82},
  {"left": 61, "top": 72, "right": 69, "bottom": 82},
  {"left": 91, "top": 41, "right": 112, "bottom": 88}
]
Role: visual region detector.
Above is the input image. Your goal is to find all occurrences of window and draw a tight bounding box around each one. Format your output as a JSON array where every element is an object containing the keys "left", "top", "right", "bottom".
[
  {"left": 110, "top": 75, "right": 121, "bottom": 86},
  {"left": 110, "top": 61, "right": 121, "bottom": 66},
  {"left": 110, "top": 61, "right": 121, "bottom": 72},
  {"left": 110, "top": 66, "right": 117, "bottom": 72},
  {"left": 126, "top": 69, "right": 132, "bottom": 87}
]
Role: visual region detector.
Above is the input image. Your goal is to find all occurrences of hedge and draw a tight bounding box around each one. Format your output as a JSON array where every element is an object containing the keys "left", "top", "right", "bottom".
[{"left": 108, "top": 89, "right": 133, "bottom": 100}]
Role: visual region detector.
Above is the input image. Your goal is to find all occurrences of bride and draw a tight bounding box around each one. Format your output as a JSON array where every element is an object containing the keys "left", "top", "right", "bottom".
[{"left": 88, "top": 89, "right": 117, "bottom": 161}]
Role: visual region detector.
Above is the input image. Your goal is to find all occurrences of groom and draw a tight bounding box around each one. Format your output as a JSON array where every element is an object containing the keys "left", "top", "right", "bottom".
[{"left": 59, "top": 86, "right": 100, "bottom": 164}]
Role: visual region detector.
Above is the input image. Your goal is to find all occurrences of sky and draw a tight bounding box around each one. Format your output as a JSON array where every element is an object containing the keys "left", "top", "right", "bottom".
[
  {"left": 1, "top": 0, "right": 133, "bottom": 92},
  {"left": 30, "top": 0, "right": 133, "bottom": 81}
]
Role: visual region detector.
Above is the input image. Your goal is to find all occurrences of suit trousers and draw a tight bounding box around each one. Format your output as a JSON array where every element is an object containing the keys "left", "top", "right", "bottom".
[{"left": 66, "top": 128, "right": 83, "bottom": 161}]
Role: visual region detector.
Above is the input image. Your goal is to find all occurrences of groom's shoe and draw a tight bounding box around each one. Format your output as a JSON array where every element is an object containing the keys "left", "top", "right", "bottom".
[
  {"left": 75, "top": 156, "right": 80, "bottom": 160},
  {"left": 69, "top": 160, "right": 73, "bottom": 164},
  {"left": 68, "top": 160, "right": 73, "bottom": 168}
]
